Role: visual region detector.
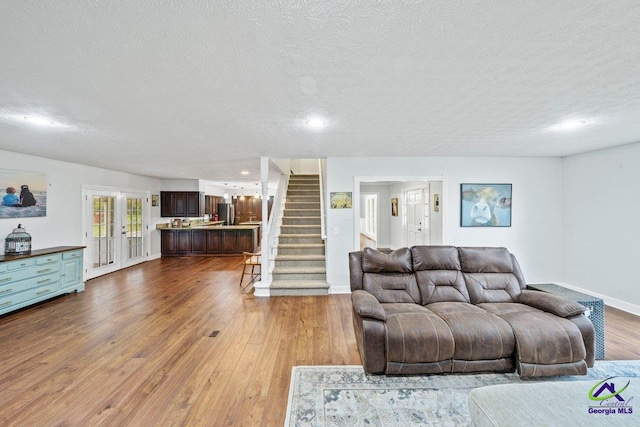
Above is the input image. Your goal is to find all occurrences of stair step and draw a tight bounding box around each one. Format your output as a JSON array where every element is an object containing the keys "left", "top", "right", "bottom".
[
  {"left": 286, "top": 197, "right": 320, "bottom": 203},
  {"left": 280, "top": 225, "right": 321, "bottom": 234},
  {"left": 275, "top": 254, "right": 326, "bottom": 268},
  {"left": 288, "top": 183, "right": 320, "bottom": 188},
  {"left": 278, "top": 243, "right": 325, "bottom": 255},
  {"left": 270, "top": 280, "right": 329, "bottom": 296},
  {"left": 285, "top": 202, "right": 320, "bottom": 209},
  {"left": 283, "top": 209, "right": 321, "bottom": 217},
  {"left": 289, "top": 175, "right": 319, "bottom": 179},
  {"left": 282, "top": 216, "right": 321, "bottom": 225},
  {"left": 272, "top": 267, "right": 327, "bottom": 281},
  {"left": 287, "top": 191, "right": 320, "bottom": 197},
  {"left": 279, "top": 234, "right": 323, "bottom": 244}
]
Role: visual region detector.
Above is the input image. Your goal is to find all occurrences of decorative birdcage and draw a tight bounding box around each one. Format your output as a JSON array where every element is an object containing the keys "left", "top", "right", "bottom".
[{"left": 5, "top": 224, "right": 32, "bottom": 255}]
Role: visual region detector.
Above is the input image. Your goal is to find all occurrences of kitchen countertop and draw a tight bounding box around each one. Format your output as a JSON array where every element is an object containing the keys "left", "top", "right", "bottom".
[
  {"left": 158, "top": 224, "right": 259, "bottom": 231},
  {"left": 156, "top": 220, "right": 225, "bottom": 230}
]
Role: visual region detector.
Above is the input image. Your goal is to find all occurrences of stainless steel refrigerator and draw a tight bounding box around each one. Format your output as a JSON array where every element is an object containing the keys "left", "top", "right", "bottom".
[{"left": 217, "top": 203, "right": 235, "bottom": 225}]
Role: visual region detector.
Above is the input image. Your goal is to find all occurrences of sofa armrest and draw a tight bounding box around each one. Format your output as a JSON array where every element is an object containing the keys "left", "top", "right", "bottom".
[
  {"left": 518, "top": 290, "right": 586, "bottom": 318},
  {"left": 352, "top": 290, "right": 386, "bottom": 321}
]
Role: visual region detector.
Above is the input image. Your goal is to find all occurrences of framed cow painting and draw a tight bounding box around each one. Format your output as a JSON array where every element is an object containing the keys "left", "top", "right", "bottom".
[{"left": 460, "top": 183, "right": 511, "bottom": 227}]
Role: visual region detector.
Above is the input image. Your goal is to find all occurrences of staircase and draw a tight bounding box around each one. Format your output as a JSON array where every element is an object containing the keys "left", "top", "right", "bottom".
[{"left": 270, "top": 174, "right": 329, "bottom": 296}]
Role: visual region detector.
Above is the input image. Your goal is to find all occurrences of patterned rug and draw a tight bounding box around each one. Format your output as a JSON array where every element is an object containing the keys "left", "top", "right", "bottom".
[{"left": 284, "top": 361, "right": 640, "bottom": 427}]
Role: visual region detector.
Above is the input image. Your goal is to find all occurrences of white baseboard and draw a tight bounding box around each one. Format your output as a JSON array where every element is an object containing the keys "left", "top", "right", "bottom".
[
  {"left": 329, "top": 285, "right": 351, "bottom": 294},
  {"left": 253, "top": 280, "right": 271, "bottom": 297},
  {"left": 535, "top": 282, "right": 640, "bottom": 317}
]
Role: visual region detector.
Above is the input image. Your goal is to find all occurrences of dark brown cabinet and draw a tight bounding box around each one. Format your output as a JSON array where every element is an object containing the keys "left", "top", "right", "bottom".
[
  {"left": 160, "top": 192, "right": 205, "bottom": 217},
  {"left": 232, "top": 196, "right": 273, "bottom": 224},
  {"left": 204, "top": 195, "right": 224, "bottom": 215},
  {"left": 191, "top": 230, "right": 207, "bottom": 254},
  {"left": 161, "top": 229, "right": 176, "bottom": 254},
  {"left": 160, "top": 227, "right": 258, "bottom": 256}
]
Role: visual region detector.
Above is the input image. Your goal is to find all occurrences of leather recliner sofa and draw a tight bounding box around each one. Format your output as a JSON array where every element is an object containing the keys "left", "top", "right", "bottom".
[{"left": 349, "top": 246, "right": 595, "bottom": 378}]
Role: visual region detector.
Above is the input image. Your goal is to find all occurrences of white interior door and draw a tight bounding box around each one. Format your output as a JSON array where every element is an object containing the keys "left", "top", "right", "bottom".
[
  {"left": 406, "top": 188, "right": 424, "bottom": 246},
  {"left": 84, "top": 188, "right": 149, "bottom": 279},
  {"left": 122, "top": 192, "right": 147, "bottom": 269}
]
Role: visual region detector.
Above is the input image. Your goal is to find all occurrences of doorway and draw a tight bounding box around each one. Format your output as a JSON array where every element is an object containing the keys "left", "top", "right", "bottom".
[
  {"left": 360, "top": 193, "right": 378, "bottom": 250},
  {"left": 354, "top": 177, "right": 445, "bottom": 251},
  {"left": 83, "top": 187, "right": 150, "bottom": 280}
]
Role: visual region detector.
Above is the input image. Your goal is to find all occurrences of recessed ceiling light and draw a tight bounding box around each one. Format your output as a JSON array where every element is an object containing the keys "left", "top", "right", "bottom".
[
  {"left": 306, "top": 117, "right": 326, "bottom": 130},
  {"left": 241, "top": 171, "right": 249, "bottom": 175},
  {"left": 24, "top": 115, "right": 55, "bottom": 126},
  {"left": 553, "top": 120, "right": 588, "bottom": 131}
]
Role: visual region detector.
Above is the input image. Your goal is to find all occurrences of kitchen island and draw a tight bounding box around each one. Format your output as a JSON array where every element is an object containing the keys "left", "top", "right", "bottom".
[{"left": 160, "top": 225, "right": 259, "bottom": 256}]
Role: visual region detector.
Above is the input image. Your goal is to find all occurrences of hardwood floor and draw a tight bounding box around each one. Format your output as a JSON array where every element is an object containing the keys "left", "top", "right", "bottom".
[{"left": 0, "top": 256, "right": 638, "bottom": 426}]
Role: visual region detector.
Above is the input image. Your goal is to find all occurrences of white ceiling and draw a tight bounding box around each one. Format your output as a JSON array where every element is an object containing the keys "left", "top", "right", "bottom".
[{"left": 1, "top": 1, "right": 640, "bottom": 185}]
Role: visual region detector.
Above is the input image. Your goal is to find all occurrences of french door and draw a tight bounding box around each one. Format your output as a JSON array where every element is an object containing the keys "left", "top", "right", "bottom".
[{"left": 84, "top": 188, "right": 149, "bottom": 279}]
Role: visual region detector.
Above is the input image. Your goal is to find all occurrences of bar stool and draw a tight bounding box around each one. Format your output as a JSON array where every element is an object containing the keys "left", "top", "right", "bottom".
[{"left": 239, "top": 252, "right": 261, "bottom": 288}]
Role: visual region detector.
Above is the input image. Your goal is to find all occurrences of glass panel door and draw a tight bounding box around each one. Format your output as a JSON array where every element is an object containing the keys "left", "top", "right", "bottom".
[
  {"left": 93, "top": 195, "right": 117, "bottom": 269},
  {"left": 84, "top": 188, "right": 150, "bottom": 279},
  {"left": 122, "top": 193, "right": 147, "bottom": 268}
]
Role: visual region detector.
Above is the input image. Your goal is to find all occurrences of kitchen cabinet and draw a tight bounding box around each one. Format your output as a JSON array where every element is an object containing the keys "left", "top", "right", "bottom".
[
  {"left": 0, "top": 247, "right": 85, "bottom": 316},
  {"left": 160, "top": 192, "right": 205, "bottom": 217},
  {"left": 232, "top": 196, "right": 273, "bottom": 224},
  {"left": 204, "top": 195, "right": 224, "bottom": 215},
  {"left": 160, "top": 226, "right": 258, "bottom": 256}
]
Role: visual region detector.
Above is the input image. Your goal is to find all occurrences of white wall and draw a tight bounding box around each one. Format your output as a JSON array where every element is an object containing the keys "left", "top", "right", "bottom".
[
  {"left": 326, "top": 156, "right": 563, "bottom": 293},
  {"left": 563, "top": 142, "right": 640, "bottom": 311},
  {"left": 0, "top": 150, "right": 162, "bottom": 257},
  {"left": 160, "top": 179, "right": 200, "bottom": 191}
]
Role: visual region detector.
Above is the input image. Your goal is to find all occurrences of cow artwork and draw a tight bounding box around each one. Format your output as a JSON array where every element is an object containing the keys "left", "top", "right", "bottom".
[{"left": 460, "top": 184, "right": 512, "bottom": 227}]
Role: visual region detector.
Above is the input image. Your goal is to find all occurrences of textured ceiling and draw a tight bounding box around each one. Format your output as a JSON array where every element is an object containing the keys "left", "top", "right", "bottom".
[{"left": 1, "top": 1, "right": 640, "bottom": 184}]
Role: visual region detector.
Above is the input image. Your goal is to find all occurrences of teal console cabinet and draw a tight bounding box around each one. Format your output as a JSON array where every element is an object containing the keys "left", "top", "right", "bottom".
[{"left": 0, "top": 246, "right": 85, "bottom": 316}]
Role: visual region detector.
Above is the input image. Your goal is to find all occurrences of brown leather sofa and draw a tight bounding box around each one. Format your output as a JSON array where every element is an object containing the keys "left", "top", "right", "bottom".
[{"left": 349, "top": 246, "right": 595, "bottom": 378}]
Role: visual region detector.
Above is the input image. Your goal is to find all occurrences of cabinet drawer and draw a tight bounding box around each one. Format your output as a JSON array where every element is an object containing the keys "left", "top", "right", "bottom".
[
  {"left": 34, "top": 263, "right": 61, "bottom": 276},
  {"left": 7, "top": 258, "right": 36, "bottom": 271},
  {"left": 0, "top": 282, "right": 59, "bottom": 311},
  {"left": 37, "top": 254, "right": 62, "bottom": 265},
  {"left": 0, "top": 267, "right": 37, "bottom": 285},
  {"left": 31, "top": 271, "right": 60, "bottom": 288},
  {"left": 0, "top": 263, "right": 6, "bottom": 273},
  {"left": 0, "top": 282, "right": 17, "bottom": 298},
  {"left": 62, "top": 250, "right": 83, "bottom": 260}
]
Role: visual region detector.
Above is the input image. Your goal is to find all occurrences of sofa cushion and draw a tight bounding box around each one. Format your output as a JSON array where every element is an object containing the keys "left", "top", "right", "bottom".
[
  {"left": 479, "top": 302, "right": 587, "bottom": 376},
  {"left": 363, "top": 272, "right": 420, "bottom": 303},
  {"left": 362, "top": 247, "right": 413, "bottom": 273},
  {"left": 411, "top": 246, "right": 470, "bottom": 304},
  {"left": 459, "top": 247, "right": 523, "bottom": 304},
  {"left": 427, "top": 302, "right": 515, "bottom": 361},
  {"left": 411, "top": 245, "right": 461, "bottom": 271},
  {"left": 477, "top": 302, "right": 542, "bottom": 316},
  {"left": 381, "top": 303, "right": 435, "bottom": 316},
  {"left": 385, "top": 312, "right": 455, "bottom": 364},
  {"left": 518, "top": 290, "right": 586, "bottom": 318}
]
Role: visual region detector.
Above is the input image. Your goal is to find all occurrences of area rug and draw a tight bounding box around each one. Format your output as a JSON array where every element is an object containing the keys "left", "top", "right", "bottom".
[{"left": 284, "top": 361, "right": 640, "bottom": 427}]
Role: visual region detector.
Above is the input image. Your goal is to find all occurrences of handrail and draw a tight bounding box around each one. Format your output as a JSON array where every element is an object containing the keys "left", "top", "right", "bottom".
[
  {"left": 266, "top": 172, "right": 290, "bottom": 275},
  {"left": 318, "top": 159, "right": 327, "bottom": 240}
]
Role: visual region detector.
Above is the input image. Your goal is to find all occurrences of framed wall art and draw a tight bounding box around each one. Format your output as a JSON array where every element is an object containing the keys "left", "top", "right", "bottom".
[
  {"left": 460, "top": 183, "right": 511, "bottom": 227},
  {"left": 0, "top": 169, "right": 47, "bottom": 218},
  {"left": 391, "top": 197, "right": 398, "bottom": 216},
  {"left": 330, "top": 192, "right": 352, "bottom": 209}
]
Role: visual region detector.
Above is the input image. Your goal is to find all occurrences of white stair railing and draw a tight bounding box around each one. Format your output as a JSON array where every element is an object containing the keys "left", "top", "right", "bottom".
[
  {"left": 266, "top": 172, "right": 290, "bottom": 276},
  {"left": 318, "top": 159, "right": 327, "bottom": 240}
]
